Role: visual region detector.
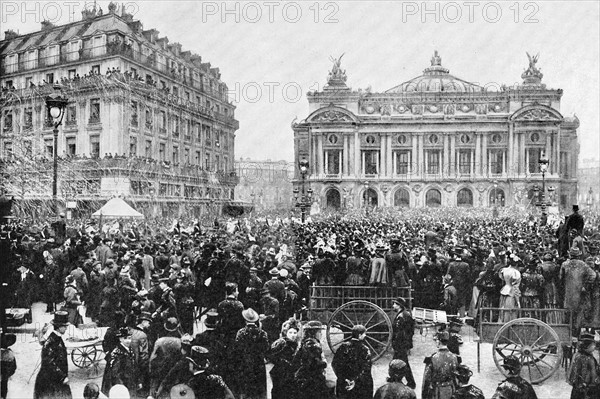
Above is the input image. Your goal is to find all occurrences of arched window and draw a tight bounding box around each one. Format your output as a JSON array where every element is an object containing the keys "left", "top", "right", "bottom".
[
  {"left": 326, "top": 188, "right": 341, "bottom": 210},
  {"left": 394, "top": 188, "right": 410, "bottom": 207},
  {"left": 363, "top": 188, "right": 378, "bottom": 207},
  {"left": 457, "top": 188, "right": 473, "bottom": 207},
  {"left": 425, "top": 189, "right": 442, "bottom": 207},
  {"left": 489, "top": 188, "right": 505, "bottom": 207}
]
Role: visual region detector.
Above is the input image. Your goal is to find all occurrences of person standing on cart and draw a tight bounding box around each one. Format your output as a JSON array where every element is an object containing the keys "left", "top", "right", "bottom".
[
  {"left": 567, "top": 332, "right": 599, "bottom": 399},
  {"left": 491, "top": 355, "right": 538, "bottom": 399},
  {"left": 391, "top": 297, "right": 416, "bottom": 389}
]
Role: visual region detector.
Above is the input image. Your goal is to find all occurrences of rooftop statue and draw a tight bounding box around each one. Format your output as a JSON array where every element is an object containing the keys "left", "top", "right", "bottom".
[{"left": 327, "top": 53, "right": 347, "bottom": 85}]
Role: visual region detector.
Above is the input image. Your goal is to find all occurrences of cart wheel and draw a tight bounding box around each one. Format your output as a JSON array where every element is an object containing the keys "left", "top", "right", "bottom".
[
  {"left": 492, "top": 317, "right": 562, "bottom": 384},
  {"left": 71, "top": 346, "right": 97, "bottom": 369},
  {"left": 327, "top": 300, "right": 392, "bottom": 361},
  {"left": 86, "top": 345, "right": 105, "bottom": 379}
]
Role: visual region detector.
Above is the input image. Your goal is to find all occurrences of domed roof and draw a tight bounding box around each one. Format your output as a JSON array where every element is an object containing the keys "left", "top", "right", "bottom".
[{"left": 386, "top": 51, "right": 483, "bottom": 93}]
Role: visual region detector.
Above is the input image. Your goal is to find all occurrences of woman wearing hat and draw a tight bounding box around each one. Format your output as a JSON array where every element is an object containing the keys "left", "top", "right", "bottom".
[
  {"left": 63, "top": 275, "right": 83, "bottom": 326},
  {"left": 568, "top": 333, "right": 599, "bottom": 399},
  {"left": 268, "top": 318, "right": 301, "bottom": 399},
  {"left": 498, "top": 257, "right": 521, "bottom": 323},
  {"left": 491, "top": 355, "right": 537, "bottom": 399},
  {"left": 451, "top": 364, "right": 484, "bottom": 399},
  {"left": 34, "top": 311, "right": 73, "bottom": 399},
  {"left": 293, "top": 320, "right": 330, "bottom": 399}
]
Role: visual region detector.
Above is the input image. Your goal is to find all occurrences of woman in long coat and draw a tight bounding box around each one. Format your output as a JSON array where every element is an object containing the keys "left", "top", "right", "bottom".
[
  {"left": 268, "top": 319, "right": 300, "bottom": 399},
  {"left": 34, "top": 311, "right": 72, "bottom": 399}
]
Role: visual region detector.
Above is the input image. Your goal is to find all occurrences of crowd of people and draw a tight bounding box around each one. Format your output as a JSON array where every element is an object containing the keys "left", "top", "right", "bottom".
[{"left": 1, "top": 205, "right": 599, "bottom": 398}]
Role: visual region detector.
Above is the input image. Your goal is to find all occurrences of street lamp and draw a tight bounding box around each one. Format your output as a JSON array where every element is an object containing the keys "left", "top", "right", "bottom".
[
  {"left": 295, "top": 159, "right": 312, "bottom": 223},
  {"left": 493, "top": 180, "right": 499, "bottom": 218},
  {"left": 45, "top": 85, "right": 69, "bottom": 216},
  {"left": 547, "top": 186, "right": 555, "bottom": 206},
  {"left": 586, "top": 187, "right": 594, "bottom": 210},
  {"left": 538, "top": 152, "right": 549, "bottom": 225}
]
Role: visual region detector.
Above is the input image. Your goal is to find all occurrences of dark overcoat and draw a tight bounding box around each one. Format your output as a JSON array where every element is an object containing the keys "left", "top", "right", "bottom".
[{"left": 34, "top": 331, "right": 72, "bottom": 399}]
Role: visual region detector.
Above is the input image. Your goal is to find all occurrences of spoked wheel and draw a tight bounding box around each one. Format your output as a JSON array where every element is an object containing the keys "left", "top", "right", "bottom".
[
  {"left": 492, "top": 317, "right": 562, "bottom": 384},
  {"left": 327, "top": 300, "right": 392, "bottom": 361},
  {"left": 86, "top": 344, "right": 105, "bottom": 379},
  {"left": 71, "top": 346, "right": 97, "bottom": 369}
]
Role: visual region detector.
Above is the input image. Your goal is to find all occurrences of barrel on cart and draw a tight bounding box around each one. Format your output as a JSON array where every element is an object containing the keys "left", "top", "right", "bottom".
[{"left": 309, "top": 285, "right": 412, "bottom": 361}]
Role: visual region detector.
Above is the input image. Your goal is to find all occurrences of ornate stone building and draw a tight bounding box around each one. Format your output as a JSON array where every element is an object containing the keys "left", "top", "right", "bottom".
[
  {"left": 234, "top": 158, "right": 293, "bottom": 211},
  {"left": 0, "top": 4, "right": 239, "bottom": 218},
  {"left": 292, "top": 51, "right": 579, "bottom": 210}
]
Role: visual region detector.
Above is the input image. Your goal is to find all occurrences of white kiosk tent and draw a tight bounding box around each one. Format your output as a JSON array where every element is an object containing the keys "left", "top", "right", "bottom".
[{"left": 91, "top": 198, "right": 145, "bottom": 219}]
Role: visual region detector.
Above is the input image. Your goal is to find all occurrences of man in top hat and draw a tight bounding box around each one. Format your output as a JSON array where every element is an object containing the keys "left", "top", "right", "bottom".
[
  {"left": 391, "top": 297, "right": 416, "bottom": 389},
  {"left": 34, "top": 311, "right": 72, "bottom": 399},
  {"left": 1, "top": 334, "right": 17, "bottom": 399},
  {"left": 567, "top": 205, "right": 585, "bottom": 236},
  {"left": 422, "top": 331, "right": 459, "bottom": 399},
  {"left": 193, "top": 310, "right": 225, "bottom": 375},
  {"left": 568, "top": 332, "right": 599, "bottom": 399},
  {"left": 232, "top": 308, "right": 269, "bottom": 398},
  {"left": 130, "top": 311, "right": 152, "bottom": 396},
  {"left": 491, "top": 355, "right": 537, "bottom": 399},
  {"left": 560, "top": 247, "right": 596, "bottom": 336},
  {"left": 451, "top": 364, "right": 484, "bottom": 399},
  {"left": 446, "top": 249, "right": 471, "bottom": 317},
  {"left": 373, "top": 359, "right": 416, "bottom": 399}
]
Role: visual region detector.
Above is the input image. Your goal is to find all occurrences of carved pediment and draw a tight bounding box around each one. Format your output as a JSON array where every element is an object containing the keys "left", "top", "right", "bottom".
[
  {"left": 312, "top": 110, "right": 353, "bottom": 123},
  {"left": 511, "top": 105, "right": 562, "bottom": 122}
]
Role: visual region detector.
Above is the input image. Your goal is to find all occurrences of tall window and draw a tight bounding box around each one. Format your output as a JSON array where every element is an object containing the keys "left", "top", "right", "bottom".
[
  {"left": 528, "top": 148, "right": 543, "bottom": 173},
  {"left": 24, "top": 108, "right": 33, "bottom": 129},
  {"left": 66, "top": 106, "right": 77, "bottom": 125},
  {"left": 172, "top": 116, "right": 179, "bottom": 137},
  {"left": 90, "top": 138, "right": 100, "bottom": 158},
  {"left": 395, "top": 150, "right": 410, "bottom": 175},
  {"left": 362, "top": 150, "right": 379, "bottom": 174},
  {"left": 394, "top": 188, "right": 410, "bottom": 207},
  {"left": 159, "top": 143, "right": 166, "bottom": 161},
  {"left": 89, "top": 99, "right": 100, "bottom": 123},
  {"left": 130, "top": 101, "right": 138, "bottom": 127},
  {"left": 325, "top": 150, "right": 341, "bottom": 174},
  {"left": 159, "top": 111, "right": 166, "bottom": 131},
  {"left": 129, "top": 137, "right": 137, "bottom": 157},
  {"left": 145, "top": 108, "right": 152, "bottom": 129},
  {"left": 47, "top": 45, "right": 59, "bottom": 66},
  {"left": 426, "top": 189, "right": 442, "bottom": 207},
  {"left": 427, "top": 150, "right": 441, "bottom": 174},
  {"left": 3, "top": 110, "right": 13, "bottom": 132},
  {"left": 145, "top": 140, "right": 152, "bottom": 158},
  {"left": 45, "top": 73, "right": 54, "bottom": 84},
  {"left": 457, "top": 188, "right": 474, "bottom": 207},
  {"left": 458, "top": 150, "right": 471, "bottom": 175},
  {"left": 66, "top": 138, "right": 76, "bottom": 156},
  {"left": 205, "top": 153, "right": 211, "bottom": 170},
  {"left": 489, "top": 149, "right": 505, "bottom": 175},
  {"left": 172, "top": 146, "right": 179, "bottom": 164}
]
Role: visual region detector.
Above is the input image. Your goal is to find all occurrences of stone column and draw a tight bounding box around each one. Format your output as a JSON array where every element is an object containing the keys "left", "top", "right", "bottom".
[
  {"left": 475, "top": 133, "right": 481, "bottom": 175},
  {"left": 354, "top": 129, "right": 360, "bottom": 177},
  {"left": 450, "top": 134, "right": 456, "bottom": 177},
  {"left": 556, "top": 127, "right": 561, "bottom": 177},
  {"left": 386, "top": 134, "right": 393, "bottom": 178},
  {"left": 411, "top": 134, "right": 418, "bottom": 179},
  {"left": 443, "top": 134, "right": 450, "bottom": 179},
  {"left": 508, "top": 123, "right": 514, "bottom": 178},
  {"left": 418, "top": 133, "right": 424, "bottom": 178},
  {"left": 380, "top": 134, "right": 386, "bottom": 176},
  {"left": 518, "top": 132, "right": 525, "bottom": 176},
  {"left": 343, "top": 134, "right": 349, "bottom": 176},
  {"left": 482, "top": 133, "right": 488, "bottom": 178},
  {"left": 317, "top": 134, "right": 323, "bottom": 177}
]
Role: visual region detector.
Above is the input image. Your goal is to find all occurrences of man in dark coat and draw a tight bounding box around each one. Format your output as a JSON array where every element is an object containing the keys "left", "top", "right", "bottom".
[
  {"left": 391, "top": 297, "right": 416, "bottom": 389},
  {"left": 217, "top": 282, "right": 245, "bottom": 347},
  {"left": 1, "top": 334, "right": 17, "bottom": 399},
  {"left": 492, "top": 355, "right": 538, "bottom": 399},
  {"left": 193, "top": 310, "right": 225, "bottom": 375},
  {"left": 446, "top": 251, "right": 471, "bottom": 317},
  {"left": 373, "top": 360, "right": 416, "bottom": 399},
  {"left": 232, "top": 308, "right": 269, "bottom": 399},
  {"left": 566, "top": 204, "right": 585, "bottom": 235},
  {"left": 148, "top": 331, "right": 185, "bottom": 399},
  {"left": 130, "top": 312, "right": 152, "bottom": 397},
  {"left": 451, "top": 364, "right": 484, "bottom": 399},
  {"left": 34, "top": 311, "right": 72, "bottom": 399},
  {"left": 567, "top": 333, "right": 599, "bottom": 399},
  {"left": 421, "top": 331, "right": 458, "bottom": 399},
  {"left": 186, "top": 346, "right": 235, "bottom": 399},
  {"left": 331, "top": 325, "right": 373, "bottom": 399}
]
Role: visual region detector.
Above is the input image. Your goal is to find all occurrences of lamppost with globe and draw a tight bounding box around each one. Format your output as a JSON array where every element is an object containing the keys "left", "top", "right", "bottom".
[
  {"left": 45, "top": 85, "right": 69, "bottom": 215},
  {"left": 293, "top": 159, "right": 312, "bottom": 223},
  {"left": 538, "top": 152, "right": 549, "bottom": 225}
]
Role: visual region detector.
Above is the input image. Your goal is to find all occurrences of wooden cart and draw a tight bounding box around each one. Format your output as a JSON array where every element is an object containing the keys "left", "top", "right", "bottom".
[
  {"left": 309, "top": 285, "right": 412, "bottom": 361},
  {"left": 478, "top": 307, "right": 572, "bottom": 384}
]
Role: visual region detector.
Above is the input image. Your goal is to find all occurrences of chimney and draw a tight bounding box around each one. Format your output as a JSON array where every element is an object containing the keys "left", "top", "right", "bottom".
[
  {"left": 156, "top": 36, "right": 169, "bottom": 50},
  {"left": 4, "top": 30, "right": 19, "bottom": 40},
  {"left": 128, "top": 21, "right": 143, "bottom": 33},
  {"left": 142, "top": 29, "right": 159, "bottom": 43},
  {"left": 41, "top": 20, "right": 55, "bottom": 31}
]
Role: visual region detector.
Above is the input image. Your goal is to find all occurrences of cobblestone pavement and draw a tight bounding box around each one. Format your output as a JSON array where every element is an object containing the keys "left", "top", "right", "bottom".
[{"left": 5, "top": 303, "right": 576, "bottom": 398}]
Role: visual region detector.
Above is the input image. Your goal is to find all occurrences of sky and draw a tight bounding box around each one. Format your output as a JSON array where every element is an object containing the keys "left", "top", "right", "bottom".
[{"left": 2, "top": 0, "right": 599, "bottom": 164}]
